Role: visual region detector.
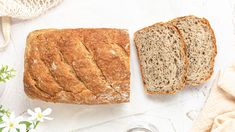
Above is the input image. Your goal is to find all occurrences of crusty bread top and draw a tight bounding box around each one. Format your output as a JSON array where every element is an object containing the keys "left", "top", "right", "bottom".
[
  {"left": 24, "top": 28, "right": 130, "bottom": 104},
  {"left": 134, "top": 23, "right": 188, "bottom": 94},
  {"left": 170, "top": 16, "right": 217, "bottom": 86}
]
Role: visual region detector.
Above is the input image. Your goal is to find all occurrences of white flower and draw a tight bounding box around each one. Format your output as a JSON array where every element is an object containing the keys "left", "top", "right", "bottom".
[
  {"left": 28, "top": 129, "right": 37, "bottom": 132},
  {"left": 0, "top": 113, "right": 26, "bottom": 132},
  {"left": 27, "top": 108, "right": 53, "bottom": 122}
]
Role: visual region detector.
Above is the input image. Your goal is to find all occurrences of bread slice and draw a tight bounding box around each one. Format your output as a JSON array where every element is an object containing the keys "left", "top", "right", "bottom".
[
  {"left": 134, "top": 23, "right": 188, "bottom": 94},
  {"left": 170, "top": 16, "right": 217, "bottom": 86}
]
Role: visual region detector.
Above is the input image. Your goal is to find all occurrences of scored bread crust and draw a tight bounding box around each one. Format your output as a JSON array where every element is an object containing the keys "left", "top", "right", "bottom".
[
  {"left": 134, "top": 23, "right": 188, "bottom": 94},
  {"left": 169, "top": 15, "right": 217, "bottom": 86},
  {"left": 24, "top": 28, "right": 130, "bottom": 104}
]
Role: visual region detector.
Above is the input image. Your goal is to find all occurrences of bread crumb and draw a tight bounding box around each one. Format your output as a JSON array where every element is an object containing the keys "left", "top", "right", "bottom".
[
  {"left": 110, "top": 49, "right": 116, "bottom": 56},
  {"left": 114, "top": 86, "right": 120, "bottom": 90},
  {"left": 51, "top": 62, "right": 57, "bottom": 70},
  {"left": 125, "top": 43, "right": 129, "bottom": 50},
  {"left": 33, "top": 59, "right": 37, "bottom": 64},
  {"left": 72, "top": 61, "right": 76, "bottom": 66},
  {"left": 122, "top": 92, "right": 129, "bottom": 98}
]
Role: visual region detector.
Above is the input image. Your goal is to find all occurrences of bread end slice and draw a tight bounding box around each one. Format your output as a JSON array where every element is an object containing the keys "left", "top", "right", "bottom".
[{"left": 170, "top": 15, "right": 217, "bottom": 86}]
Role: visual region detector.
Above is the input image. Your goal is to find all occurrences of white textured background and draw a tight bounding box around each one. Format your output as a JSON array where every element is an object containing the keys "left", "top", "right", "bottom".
[{"left": 0, "top": 0, "right": 235, "bottom": 131}]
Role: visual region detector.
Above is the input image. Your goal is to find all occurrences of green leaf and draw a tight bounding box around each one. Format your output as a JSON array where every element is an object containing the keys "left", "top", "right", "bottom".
[
  {"left": 0, "top": 65, "right": 16, "bottom": 83},
  {"left": 20, "top": 121, "right": 32, "bottom": 130},
  {"left": 0, "top": 105, "right": 10, "bottom": 117}
]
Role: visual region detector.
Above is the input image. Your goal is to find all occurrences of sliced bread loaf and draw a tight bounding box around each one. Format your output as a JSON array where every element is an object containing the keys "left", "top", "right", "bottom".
[
  {"left": 134, "top": 23, "right": 188, "bottom": 94},
  {"left": 170, "top": 16, "right": 217, "bottom": 86}
]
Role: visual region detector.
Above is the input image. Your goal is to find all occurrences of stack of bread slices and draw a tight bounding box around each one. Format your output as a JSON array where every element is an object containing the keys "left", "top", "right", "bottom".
[{"left": 134, "top": 15, "right": 217, "bottom": 94}]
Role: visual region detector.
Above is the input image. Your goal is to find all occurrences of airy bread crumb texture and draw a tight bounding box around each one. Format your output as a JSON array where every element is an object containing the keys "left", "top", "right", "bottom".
[
  {"left": 170, "top": 16, "right": 217, "bottom": 85},
  {"left": 134, "top": 23, "right": 187, "bottom": 94}
]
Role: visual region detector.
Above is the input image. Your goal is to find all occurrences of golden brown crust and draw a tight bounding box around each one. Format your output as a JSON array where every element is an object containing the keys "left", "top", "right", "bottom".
[
  {"left": 134, "top": 23, "right": 188, "bottom": 94},
  {"left": 197, "top": 18, "right": 217, "bottom": 85},
  {"left": 24, "top": 28, "right": 130, "bottom": 104}
]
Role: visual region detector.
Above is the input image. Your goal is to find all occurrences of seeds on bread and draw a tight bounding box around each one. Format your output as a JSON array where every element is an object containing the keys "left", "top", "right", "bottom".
[
  {"left": 170, "top": 16, "right": 217, "bottom": 86},
  {"left": 24, "top": 28, "right": 130, "bottom": 104},
  {"left": 134, "top": 23, "right": 188, "bottom": 94},
  {"left": 134, "top": 15, "right": 217, "bottom": 94}
]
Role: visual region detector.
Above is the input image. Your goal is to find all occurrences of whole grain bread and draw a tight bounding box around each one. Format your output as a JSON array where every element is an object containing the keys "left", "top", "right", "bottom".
[
  {"left": 170, "top": 16, "right": 217, "bottom": 86},
  {"left": 134, "top": 23, "right": 188, "bottom": 94},
  {"left": 24, "top": 28, "right": 130, "bottom": 104}
]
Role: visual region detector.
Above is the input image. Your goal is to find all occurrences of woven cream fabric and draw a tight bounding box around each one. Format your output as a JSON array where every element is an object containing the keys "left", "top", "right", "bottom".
[
  {"left": 0, "top": 0, "right": 63, "bottom": 19},
  {"left": 191, "top": 66, "right": 235, "bottom": 132},
  {"left": 0, "top": 0, "right": 63, "bottom": 50}
]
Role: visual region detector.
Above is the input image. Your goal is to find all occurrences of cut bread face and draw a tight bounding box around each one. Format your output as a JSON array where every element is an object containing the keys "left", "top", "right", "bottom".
[
  {"left": 170, "top": 16, "right": 217, "bottom": 86},
  {"left": 134, "top": 23, "right": 188, "bottom": 94}
]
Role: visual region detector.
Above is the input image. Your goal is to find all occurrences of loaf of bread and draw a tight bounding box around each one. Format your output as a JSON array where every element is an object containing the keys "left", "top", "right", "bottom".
[
  {"left": 134, "top": 23, "right": 188, "bottom": 94},
  {"left": 170, "top": 16, "right": 217, "bottom": 86},
  {"left": 24, "top": 28, "right": 130, "bottom": 104}
]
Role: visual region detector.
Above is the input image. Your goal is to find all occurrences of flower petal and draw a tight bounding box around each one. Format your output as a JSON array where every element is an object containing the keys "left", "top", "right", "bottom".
[
  {"left": 2, "top": 115, "right": 9, "bottom": 122},
  {"left": 28, "top": 116, "right": 36, "bottom": 121},
  {"left": 42, "top": 108, "right": 52, "bottom": 116},
  {"left": 0, "top": 123, "right": 7, "bottom": 128},
  {"left": 44, "top": 116, "right": 53, "bottom": 120},
  {"left": 27, "top": 109, "right": 35, "bottom": 116},
  {"left": 18, "top": 124, "right": 26, "bottom": 132},
  {"left": 28, "top": 129, "right": 37, "bottom": 132},
  {"left": 15, "top": 116, "right": 23, "bottom": 123},
  {"left": 9, "top": 112, "right": 15, "bottom": 120},
  {"left": 38, "top": 118, "right": 44, "bottom": 122},
  {"left": 2, "top": 127, "right": 9, "bottom": 132},
  {"left": 34, "top": 107, "right": 41, "bottom": 113},
  {"left": 10, "top": 128, "right": 17, "bottom": 132}
]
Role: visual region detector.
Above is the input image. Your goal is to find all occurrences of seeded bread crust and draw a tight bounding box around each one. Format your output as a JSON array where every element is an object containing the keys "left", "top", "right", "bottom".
[
  {"left": 169, "top": 15, "right": 217, "bottom": 86},
  {"left": 24, "top": 28, "right": 130, "bottom": 104},
  {"left": 201, "top": 17, "right": 217, "bottom": 85},
  {"left": 134, "top": 23, "right": 188, "bottom": 94}
]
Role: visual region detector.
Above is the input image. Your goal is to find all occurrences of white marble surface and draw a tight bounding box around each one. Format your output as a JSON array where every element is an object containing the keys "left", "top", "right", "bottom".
[{"left": 0, "top": 0, "right": 235, "bottom": 131}]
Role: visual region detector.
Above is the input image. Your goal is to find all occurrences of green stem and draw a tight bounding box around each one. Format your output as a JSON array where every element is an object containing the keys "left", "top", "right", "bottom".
[{"left": 34, "top": 121, "right": 40, "bottom": 129}]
